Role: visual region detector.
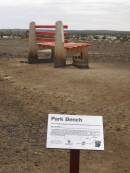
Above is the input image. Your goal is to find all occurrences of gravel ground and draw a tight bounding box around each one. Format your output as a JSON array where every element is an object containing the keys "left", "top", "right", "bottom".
[{"left": 0, "top": 39, "right": 130, "bottom": 173}]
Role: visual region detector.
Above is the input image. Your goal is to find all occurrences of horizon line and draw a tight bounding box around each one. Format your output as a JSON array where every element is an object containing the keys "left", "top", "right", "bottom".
[{"left": 0, "top": 28, "right": 130, "bottom": 32}]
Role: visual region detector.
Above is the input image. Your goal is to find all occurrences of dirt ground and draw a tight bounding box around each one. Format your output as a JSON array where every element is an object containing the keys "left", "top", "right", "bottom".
[{"left": 0, "top": 39, "right": 130, "bottom": 173}]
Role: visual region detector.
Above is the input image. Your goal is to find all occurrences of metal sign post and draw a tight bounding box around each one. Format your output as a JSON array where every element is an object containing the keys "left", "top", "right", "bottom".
[{"left": 70, "top": 150, "right": 80, "bottom": 173}]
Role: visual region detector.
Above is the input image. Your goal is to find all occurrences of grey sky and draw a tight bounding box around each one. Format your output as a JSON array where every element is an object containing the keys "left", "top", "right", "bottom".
[{"left": 0, "top": 0, "right": 130, "bottom": 30}]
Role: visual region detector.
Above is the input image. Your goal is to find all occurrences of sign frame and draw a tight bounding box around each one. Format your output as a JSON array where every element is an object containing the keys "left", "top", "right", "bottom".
[{"left": 46, "top": 114, "right": 104, "bottom": 150}]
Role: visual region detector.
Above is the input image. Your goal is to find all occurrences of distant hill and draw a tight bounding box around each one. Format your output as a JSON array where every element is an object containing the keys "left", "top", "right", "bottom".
[
  {"left": 0, "top": 29, "right": 129, "bottom": 35},
  {"left": 68, "top": 30, "right": 130, "bottom": 36},
  {"left": 0, "top": 29, "right": 129, "bottom": 41}
]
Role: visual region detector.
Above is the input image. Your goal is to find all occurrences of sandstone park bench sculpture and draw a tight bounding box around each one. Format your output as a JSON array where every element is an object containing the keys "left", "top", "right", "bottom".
[{"left": 28, "top": 21, "right": 91, "bottom": 68}]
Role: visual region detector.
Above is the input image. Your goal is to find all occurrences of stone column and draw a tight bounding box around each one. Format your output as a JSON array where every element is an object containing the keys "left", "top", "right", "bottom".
[
  {"left": 28, "top": 21, "right": 38, "bottom": 63},
  {"left": 54, "top": 21, "right": 66, "bottom": 67}
]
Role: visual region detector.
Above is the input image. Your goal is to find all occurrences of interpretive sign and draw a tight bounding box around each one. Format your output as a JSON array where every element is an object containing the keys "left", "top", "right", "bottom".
[{"left": 46, "top": 114, "right": 104, "bottom": 150}]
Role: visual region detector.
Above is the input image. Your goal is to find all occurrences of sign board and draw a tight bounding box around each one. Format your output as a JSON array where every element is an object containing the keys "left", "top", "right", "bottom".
[{"left": 46, "top": 114, "right": 104, "bottom": 150}]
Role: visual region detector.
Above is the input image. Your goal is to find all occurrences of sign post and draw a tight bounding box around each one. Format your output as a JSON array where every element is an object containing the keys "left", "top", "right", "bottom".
[
  {"left": 70, "top": 150, "right": 80, "bottom": 173},
  {"left": 46, "top": 114, "right": 104, "bottom": 173}
]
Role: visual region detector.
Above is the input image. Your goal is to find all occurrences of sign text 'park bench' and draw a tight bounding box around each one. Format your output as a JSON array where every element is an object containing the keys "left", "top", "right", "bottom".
[{"left": 28, "top": 21, "right": 91, "bottom": 68}]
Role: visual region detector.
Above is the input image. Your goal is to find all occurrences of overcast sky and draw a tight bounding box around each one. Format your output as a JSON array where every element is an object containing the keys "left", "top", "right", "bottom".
[{"left": 0, "top": 0, "right": 130, "bottom": 30}]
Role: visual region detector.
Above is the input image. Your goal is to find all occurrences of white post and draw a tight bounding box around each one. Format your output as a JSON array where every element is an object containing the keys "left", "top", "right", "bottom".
[
  {"left": 54, "top": 21, "right": 66, "bottom": 67},
  {"left": 28, "top": 21, "right": 38, "bottom": 63}
]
